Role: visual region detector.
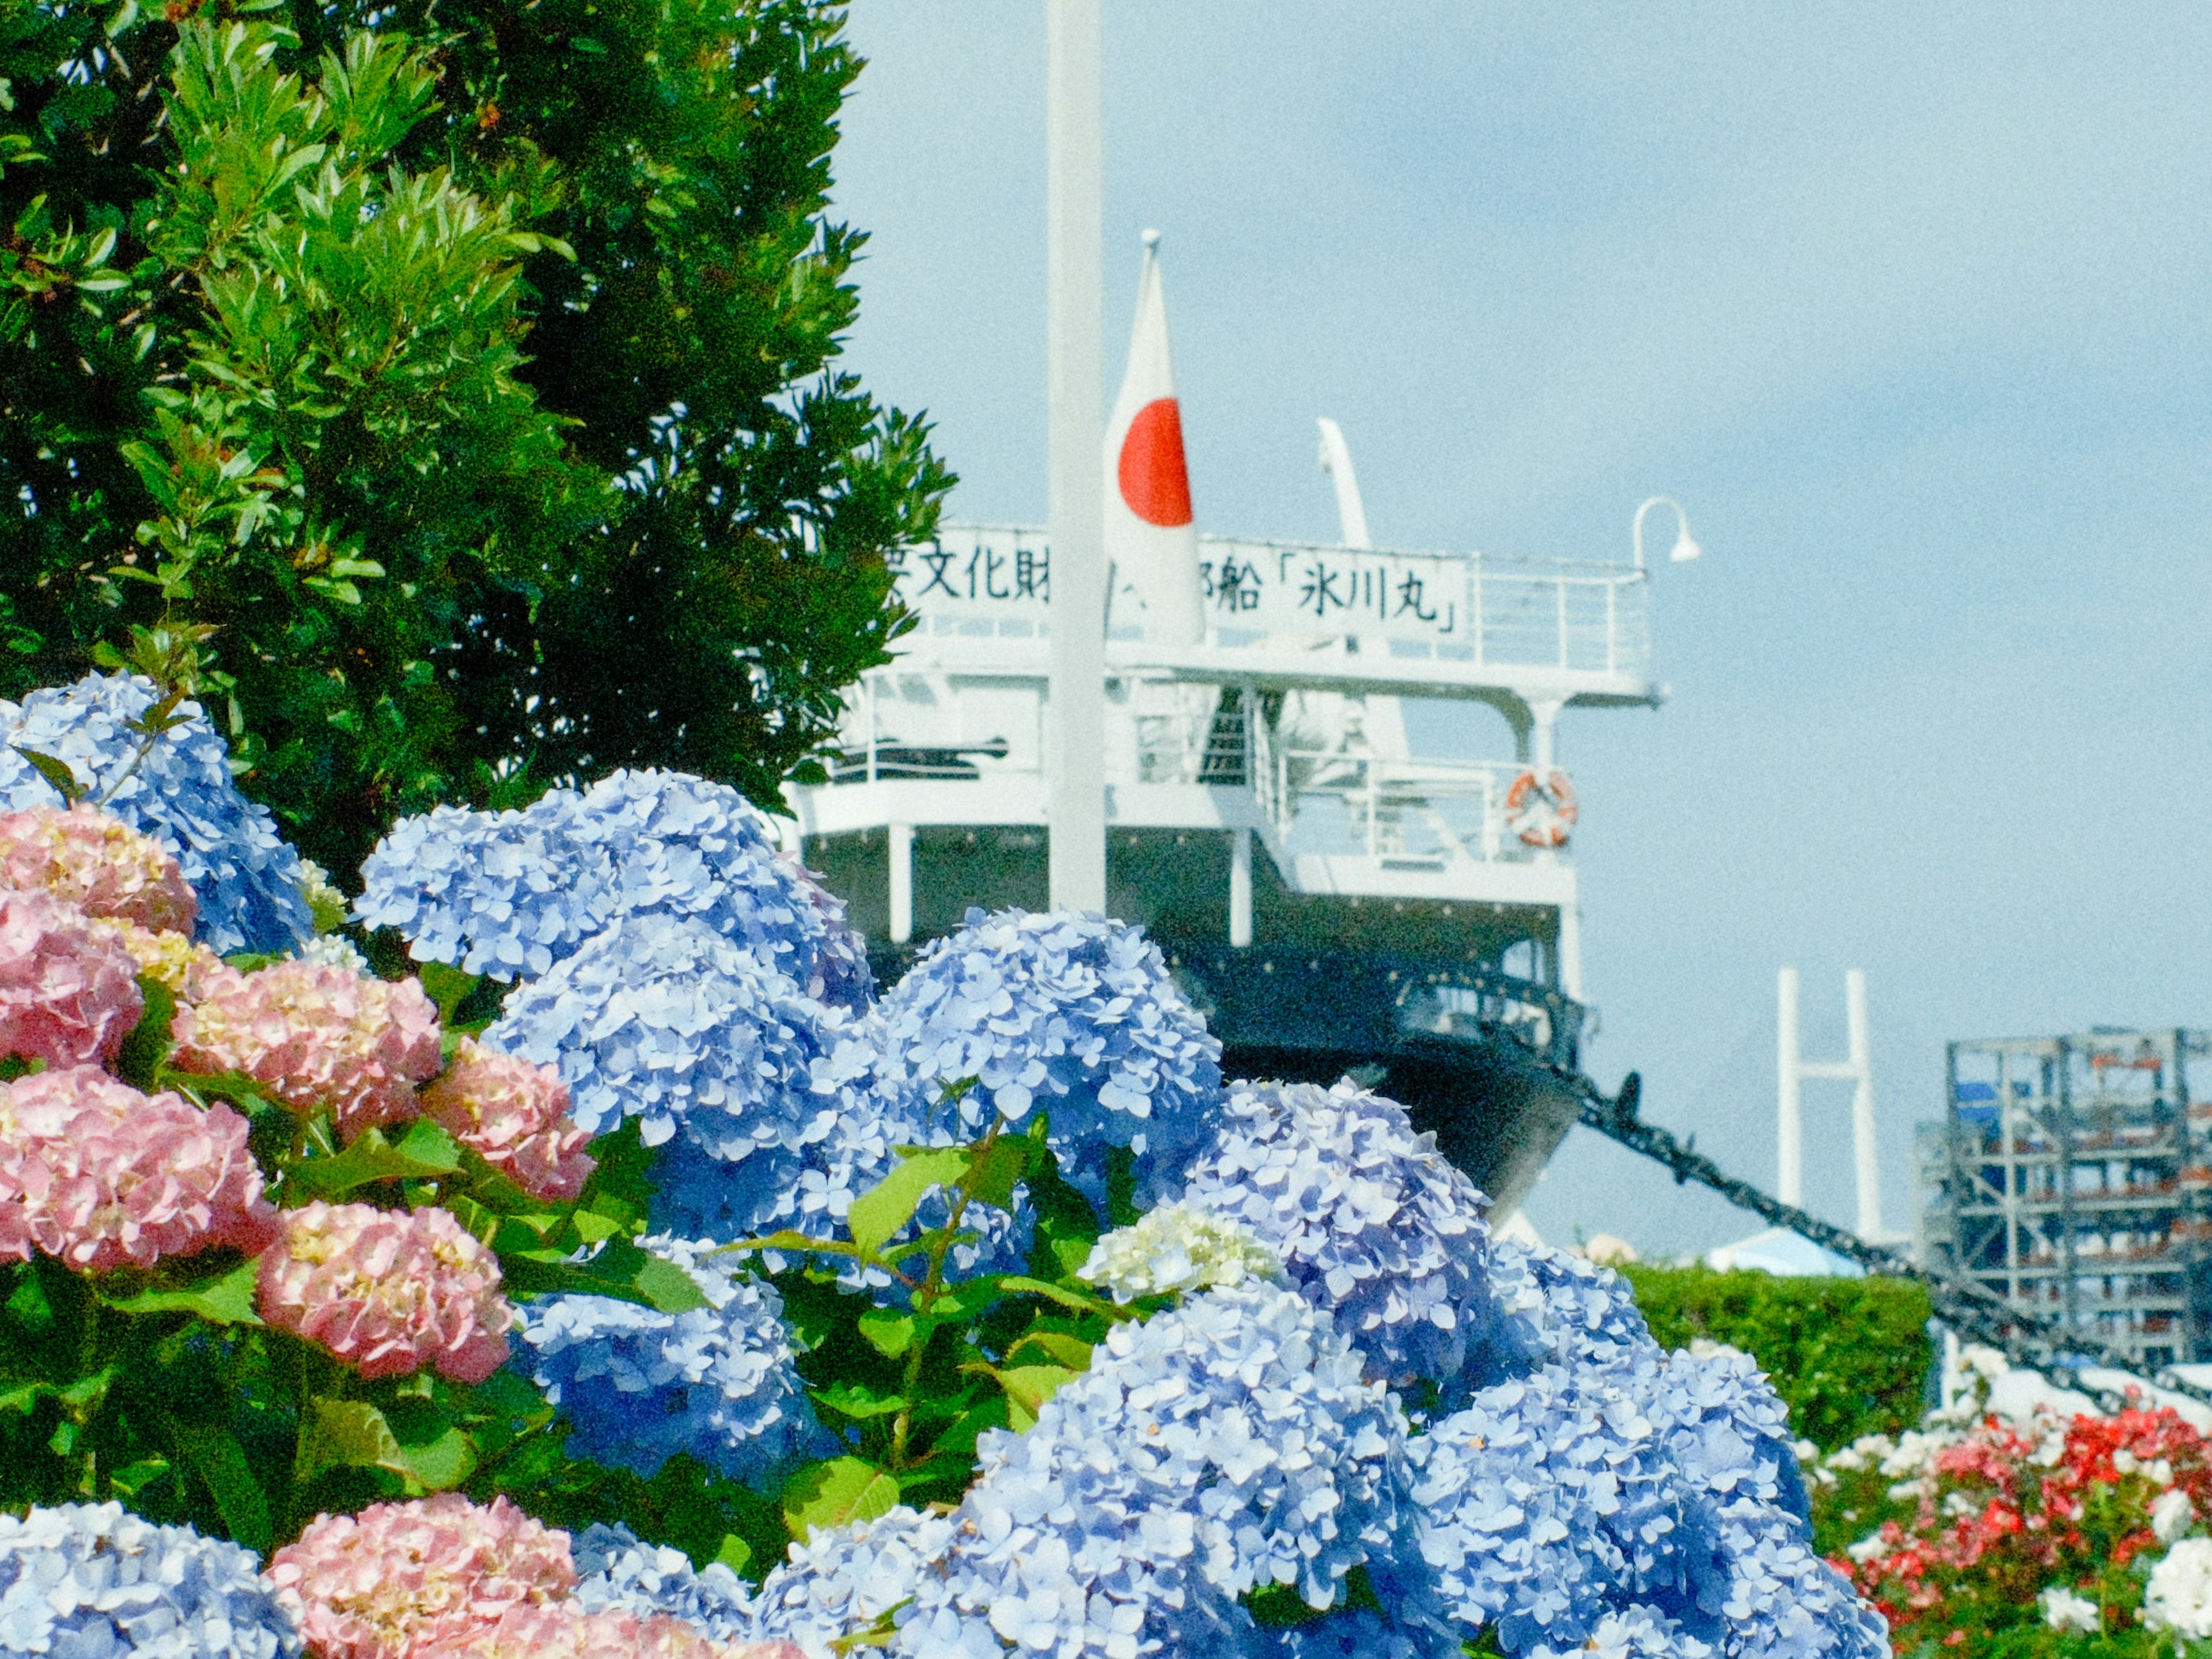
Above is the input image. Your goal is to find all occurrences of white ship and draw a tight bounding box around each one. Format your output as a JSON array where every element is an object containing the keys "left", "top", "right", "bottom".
[{"left": 784, "top": 243, "right": 1682, "bottom": 1215}]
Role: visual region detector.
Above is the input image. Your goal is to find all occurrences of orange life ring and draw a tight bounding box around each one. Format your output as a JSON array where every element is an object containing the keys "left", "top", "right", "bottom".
[{"left": 1505, "top": 768, "right": 1578, "bottom": 848}]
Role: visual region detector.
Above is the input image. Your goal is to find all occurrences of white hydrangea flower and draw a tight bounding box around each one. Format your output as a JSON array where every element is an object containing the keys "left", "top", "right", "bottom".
[
  {"left": 2039, "top": 1585, "right": 2100, "bottom": 1634},
  {"left": 1078, "top": 1200, "right": 1284, "bottom": 1302},
  {"left": 1845, "top": 1532, "right": 1889, "bottom": 1565},
  {"left": 292, "top": 932, "right": 369, "bottom": 974},
  {"left": 2146, "top": 1537, "right": 2212, "bottom": 1639},
  {"left": 2154, "top": 1487, "right": 2197, "bottom": 1543}
]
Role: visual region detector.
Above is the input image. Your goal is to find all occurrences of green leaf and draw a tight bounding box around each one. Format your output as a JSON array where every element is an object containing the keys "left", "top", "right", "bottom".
[
  {"left": 499, "top": 1239, "right": 709, "bottom": 1313},
  {"left": 926, "top": 1276, "right": 1010, "bottom": 1321},
  {"left": 992, "top": 1364, "right": 1080, "bottom": 1434},
  {"left": 991, "top": 1276, "right": 1116, "bottom": 1317},
  {"left": 10, "top": 747, "right": 82, "bottom": 802},
  {"left": 297, "top": 1397, "right": 403, "bottom": 1486},
  {"left": 811, "top": 1383, "right": 910, "bottom": 1421},
  {"left": 295, "top": 1396, "right": 470, "bottom": 1491},
  {"left": 381, "top": 1395, "right": 478, "bottom": 1490},
  {"left": 285, "top": 1119, "right": 461, "bottom": 1199},
  {"left": 631, "top": 1254, "right": 711, "bottom": 1313},
  {"left": 855, "top": 1309, "right": 918, "bottom": 1359},
  {"left": 173, "top": 1422, "right": 271, "bottom": 1553},
  {"left": 847, "top": 1147, "right": 969, "bottom": 1259},
  {"left": 714, "top": 1229, "right": 857, "bottom": 1261},
  {"left": 102, "top": 1256, "right": 262, "bottom": 1325},
  {"left": 58, "top": 1367, "right": 117, "bottom": 1411},
  {"left": 965, "top": 1137, "right": 1032, "bottom": 1214},
  {"left": 0, "top": 1380, "right": 53, "bottom": 1415},
  {"left": 116, "top": 976, "right": 177, "bottom": 1090},
  {"left": 107, "top": 1455, "right": 170, "bottom": 1499},
  {"left": 1007, "top": 1330, "right": 1093, "bottom": 1371},
  {"left": 417, "top": 961, "right": 479, "bottom": 1024},
  {"left": 782, "top": 1456, "right": 899, "bottom": 1541},
  {"left": 713, "top": 1534, "right": 751, "bottom": 1576}
]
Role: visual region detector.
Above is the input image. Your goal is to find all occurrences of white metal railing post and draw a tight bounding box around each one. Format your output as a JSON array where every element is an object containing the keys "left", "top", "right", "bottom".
[
  {"left": 888, "top": 823, "right": 914, "bottom": 944},
  {"left": 1229, "top": 825, "right": 1253, "bottom": 946},
  {"left": 1556, "top": 579, "right": 1569, "bottom": 669},
  {"left": 1778, "top": 966, "right": 1804, "bottom": 1206},
  {"left": 1364, "top": 760, "right": 1378, "bottom": 857},
  {"left": 1472, "top": 557, "right": 1485, "bottom": 669},
  {"left": 866, "top": 676, "right": 879, "bottom": 782}
]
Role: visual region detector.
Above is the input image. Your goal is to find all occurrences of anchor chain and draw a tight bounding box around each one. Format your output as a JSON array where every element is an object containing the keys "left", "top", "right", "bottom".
[{"left": 1543, "top": 1063, "right": 2212, "bottom": 1418}]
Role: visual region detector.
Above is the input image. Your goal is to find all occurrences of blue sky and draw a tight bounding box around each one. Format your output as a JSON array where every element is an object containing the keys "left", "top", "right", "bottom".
[{"left": 825, "top": 3, "right": 2212, "bottom": 1256}]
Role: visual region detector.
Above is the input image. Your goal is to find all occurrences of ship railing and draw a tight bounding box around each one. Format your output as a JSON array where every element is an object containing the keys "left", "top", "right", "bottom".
[
  {"left": 1135, "top": 705, "right": 1531, "bottom": 865},
  {"left": 887, "top": 524, "right": 1653, "bottom": 681}
]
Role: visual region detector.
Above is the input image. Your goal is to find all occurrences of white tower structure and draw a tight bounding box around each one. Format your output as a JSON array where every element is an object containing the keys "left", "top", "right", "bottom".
[{"left": 1777, "top": 965, "right": 1885, "bottom": 1240}]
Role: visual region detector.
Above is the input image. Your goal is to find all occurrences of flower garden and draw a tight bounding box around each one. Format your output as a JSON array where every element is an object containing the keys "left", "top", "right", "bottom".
[{"left": 0, "top": 665, "right": 2190, "bottom": 1659}]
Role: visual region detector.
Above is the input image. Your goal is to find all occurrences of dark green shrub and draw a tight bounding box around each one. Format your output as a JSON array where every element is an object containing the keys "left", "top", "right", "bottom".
[{"left": 1620, "top": 1263, "right": 1932, "bottom": 1453}]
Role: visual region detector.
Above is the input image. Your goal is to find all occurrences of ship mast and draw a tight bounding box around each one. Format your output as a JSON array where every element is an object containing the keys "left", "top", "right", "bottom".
[{"left": 1045, "top": 0, "right": 1105, "bottom": 912}]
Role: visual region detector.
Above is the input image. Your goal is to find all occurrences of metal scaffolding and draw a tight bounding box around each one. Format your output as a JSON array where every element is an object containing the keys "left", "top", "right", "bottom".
[{"left": 1918, "top": 1029, "right": 2212, "bottom": 1370}]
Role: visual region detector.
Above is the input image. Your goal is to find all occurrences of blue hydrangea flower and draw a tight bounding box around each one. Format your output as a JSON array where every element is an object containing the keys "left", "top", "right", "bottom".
[
  {"left": 481, "top": 911, "right": 874, "bottom": 1232},
  {"left": 750, "top": 1506, "right": 967, "bottom": 1657},
  {"left": 865, "top": 908, "right": 1223, "bottom": 1211},
  {"left": 355, "top": 768, "right": 873, "bottom": 1007},
  {"left": 1414, "top": 1242, "right": 1884, "bottom": 1659},
  {"left": 515, "top": 1237, "right": 831, "bottom": 1484},
  {"left": 1638, "top": 1348, "right": 1880, "bottom": 1659},
  {"left": 0, "top": 1501, "right": 302, "bottom": 1657},
  {"left": 922, "top": 1283, "right": 1446, "bottom": 1654},
  {"left": 0, "top": 675, "right": 311, "bottom": 953},
  {"left": 1409, "top": 1362, "right": 1726, "bottom": 1655},
  {"left": 1244, "top": 1611, "right": 1464, "bottom": 1659},
  {"left": 571, "top": 1523, "right": 757, "bottom": 1641},
  {"left": 1180, "top": 1081, "right": 1494, "bottom": 1395},
  {"left": 1474, "top": 1237, "right": 1658, "bottom": 1383},
  {"left": 751, "top": 1286, "right": 1449, "bottom": 1659}
]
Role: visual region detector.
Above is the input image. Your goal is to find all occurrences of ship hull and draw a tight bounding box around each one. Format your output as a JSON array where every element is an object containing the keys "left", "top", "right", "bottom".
[{"left": 865, "top": 938, "right": 1584, "bottom": 1218}]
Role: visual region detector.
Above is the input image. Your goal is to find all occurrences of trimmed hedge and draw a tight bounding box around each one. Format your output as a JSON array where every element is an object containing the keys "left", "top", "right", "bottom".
[{"left": 1619, "top": 1264, "right": 1933, "bottom": 1452}]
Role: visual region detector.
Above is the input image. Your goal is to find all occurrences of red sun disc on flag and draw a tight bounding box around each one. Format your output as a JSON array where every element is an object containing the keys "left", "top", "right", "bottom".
[{"left": 1117, "top": 398, "right": 1194, "bottom": 528}]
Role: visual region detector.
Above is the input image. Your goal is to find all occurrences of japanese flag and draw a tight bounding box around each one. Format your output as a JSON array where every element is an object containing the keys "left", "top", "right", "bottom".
[{"left": 1104, "top": 231, "right": 1205, "bottom": 647}]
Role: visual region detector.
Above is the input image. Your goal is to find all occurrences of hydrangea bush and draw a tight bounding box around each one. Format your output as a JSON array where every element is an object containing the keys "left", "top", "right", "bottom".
[{"left": 0, "top": 670, "right": 1889, "bottom": 1659}]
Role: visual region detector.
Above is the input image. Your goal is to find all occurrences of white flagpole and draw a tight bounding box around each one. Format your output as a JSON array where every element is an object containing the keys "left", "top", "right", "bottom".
[{"left": 1047, "top": 0, "right": 1105, "bottom": 914}]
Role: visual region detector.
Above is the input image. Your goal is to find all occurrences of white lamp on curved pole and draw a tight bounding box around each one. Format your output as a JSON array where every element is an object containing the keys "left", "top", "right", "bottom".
[{"left": 1632, "top": 496, "right": 1701, "bottom": 569}]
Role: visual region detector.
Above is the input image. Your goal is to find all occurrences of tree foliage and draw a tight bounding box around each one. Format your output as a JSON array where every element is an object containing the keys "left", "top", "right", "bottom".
[{"left": 0, "top": 0, "right": 949, "bottom": 876}]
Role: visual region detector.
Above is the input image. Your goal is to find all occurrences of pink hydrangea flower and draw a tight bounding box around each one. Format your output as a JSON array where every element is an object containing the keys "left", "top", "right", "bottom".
[
  {"left": 0, "top": 802, "right": 197, "bottom": 934},
  {"left": 257, "top": 1200, "right": 514, "bottom": 1382},
  {"left": 414, "top": 1603, "right": 799, "bottom": 1659},
  {"left": 419, "top": 1038, "right": 596, "bottom": 1201},
  {"left": 172, "top": 960, "right": 441, "bottom": 1138},
  {"left": 87, "top": 915, "right": 238, "bottom": 1005},
  {"left": 0, "top": 1065, "right": 277, "bottom": 1270},
  {"left": 0, "top": 886, "right": 145, "bottom": 1070},
  {"left": 265, "top": 1494, "right": 574, "bottom": 1659}
]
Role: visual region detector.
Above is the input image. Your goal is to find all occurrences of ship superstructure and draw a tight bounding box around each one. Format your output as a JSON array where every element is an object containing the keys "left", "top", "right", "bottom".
[{"left": 785, "top": 520, "right": 1660, "bottom": 1213}]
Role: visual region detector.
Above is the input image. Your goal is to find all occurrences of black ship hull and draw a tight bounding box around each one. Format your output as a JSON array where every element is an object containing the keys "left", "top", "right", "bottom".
[{"left": 864, "top": 938, "right": 1585, "bottom": 1218}]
